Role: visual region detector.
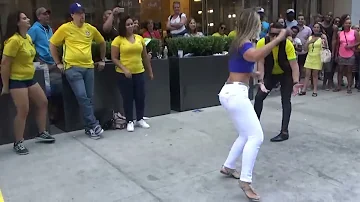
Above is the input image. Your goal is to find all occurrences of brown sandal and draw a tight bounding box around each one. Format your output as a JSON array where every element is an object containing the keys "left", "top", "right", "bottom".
[
  {"left": 239, "top": 181, "right": 261, "bottom": 201},
  {"left": 220, "top": 166, "right": 240, "bottom": 179}
]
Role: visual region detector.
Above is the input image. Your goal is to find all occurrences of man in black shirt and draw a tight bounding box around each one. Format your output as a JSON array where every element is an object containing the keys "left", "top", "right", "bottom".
[{"left": 98, "top": 7, "right": 122, "bottom": 41}]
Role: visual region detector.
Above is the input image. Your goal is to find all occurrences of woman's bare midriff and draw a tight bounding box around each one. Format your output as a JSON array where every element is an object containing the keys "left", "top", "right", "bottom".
[{"left": 227, "top": 72, "right": 252, "bottom": 85}]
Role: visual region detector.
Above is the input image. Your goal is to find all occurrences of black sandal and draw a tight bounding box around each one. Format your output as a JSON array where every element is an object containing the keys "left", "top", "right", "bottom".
[
  {"left": 347, "top": 89, "right": 352, "bottom": 94},
  {"left": 312, "top": 92, "right": 318, "bottom": 97},
  {"left": 298, "top": 91, "right": 306, "bottom": 96}
]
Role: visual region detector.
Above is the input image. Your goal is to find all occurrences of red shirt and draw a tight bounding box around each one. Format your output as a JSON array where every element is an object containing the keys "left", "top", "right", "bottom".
[{"left": 142, "top": 30, "right": 161, "bottom": 39}]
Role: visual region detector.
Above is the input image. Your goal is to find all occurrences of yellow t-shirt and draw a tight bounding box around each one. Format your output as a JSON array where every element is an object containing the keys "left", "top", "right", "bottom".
[
  {"left": 111, "top": 34, "right": 145, "bottom": 74},
  {"left": 49, "top": 22, "right": 105, "bottom": 69},
  {"left": 228, "top": 30, "right": 237, "bottom": 38},
  {"left": 212, "top": 32, "right": 227, "bottom": 37},
  {"left": 3, "top": 33, "right": 36, "bottom": 80},
  {"left": 256, "top": 38, "right": 297, "bottom": 75}
]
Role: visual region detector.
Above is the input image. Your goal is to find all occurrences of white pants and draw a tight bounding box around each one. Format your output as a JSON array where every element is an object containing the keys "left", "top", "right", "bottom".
[{"left": 219, "top": 83, "right": 264, "bottom": 183}]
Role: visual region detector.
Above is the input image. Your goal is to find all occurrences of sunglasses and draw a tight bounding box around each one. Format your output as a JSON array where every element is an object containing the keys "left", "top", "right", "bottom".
[
  {"left": 220, "top": 26, "right": 226, "bottom": 30},
  {"left": 269, "top": 33, "right": 279, "bottom": 37}
]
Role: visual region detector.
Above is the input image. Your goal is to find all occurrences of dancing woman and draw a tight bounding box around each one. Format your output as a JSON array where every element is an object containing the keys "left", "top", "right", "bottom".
[{"left": 218, "top": 8, "right": 287, "bottom": 201}]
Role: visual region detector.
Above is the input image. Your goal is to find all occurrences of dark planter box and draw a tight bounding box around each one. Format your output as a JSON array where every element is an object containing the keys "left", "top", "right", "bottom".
[
  {"left": 169, "top": 55, "right": 254, "bottom": 112},
  {"left": 0, "top": 70, "right": 50, "bottom": 145},
  {"left": 56, "top": 60, "right": 170, "bottom": 132}
]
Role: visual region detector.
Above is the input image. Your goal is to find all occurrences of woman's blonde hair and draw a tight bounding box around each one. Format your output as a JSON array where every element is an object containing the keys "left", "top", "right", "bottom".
[{"left": 230, "top": 8, "right": 261, "bottom": 55}]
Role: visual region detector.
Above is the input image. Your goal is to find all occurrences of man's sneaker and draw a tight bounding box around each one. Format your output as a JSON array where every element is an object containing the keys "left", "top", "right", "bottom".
[
  {"left": 136, "top": 119, "right": 150, "bottom": 129},
  {"left": 127, "top": 121, "right": 134, "bottom": 132},
  {"left": 85, "top": 129, "right": 101, "bottom": 140},
  {"left": 35, "top": 131, "right": 55, "bottom": 142},
  {"left": 13, "top": 140, "right": 29, "bottom": 155},
  {"left": 94, "top": 125, "right": 104, "bottom": 136}
]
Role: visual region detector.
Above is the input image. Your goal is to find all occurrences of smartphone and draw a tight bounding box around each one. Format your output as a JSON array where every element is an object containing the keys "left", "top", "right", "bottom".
[{"left": 314, "top": 33, "right": 322, "bottom": 37}]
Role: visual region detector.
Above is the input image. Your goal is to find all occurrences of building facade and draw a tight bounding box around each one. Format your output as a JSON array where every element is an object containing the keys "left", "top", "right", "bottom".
[{"left": 1, "top": 0, "right": 357, "bottom": 37}]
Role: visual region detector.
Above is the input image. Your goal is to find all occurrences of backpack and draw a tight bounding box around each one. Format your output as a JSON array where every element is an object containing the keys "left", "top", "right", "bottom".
[
  {"left": 170, "top": 13, "right": 184, "bottom": 21},
  {"left": 96, "top": 109, "right": 127, "bottom": 130}
]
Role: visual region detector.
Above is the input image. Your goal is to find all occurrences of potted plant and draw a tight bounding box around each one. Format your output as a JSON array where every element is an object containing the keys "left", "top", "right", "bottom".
[{"left": 166, "top": 36, "right": 253, "bottom": 112}]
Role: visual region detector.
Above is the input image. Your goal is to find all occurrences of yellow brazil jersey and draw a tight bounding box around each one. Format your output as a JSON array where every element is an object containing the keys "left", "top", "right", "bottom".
[
  {"left": 49, "top": 22, "right": 105, "bottom": 69},
  {"left": 3, "top": 33, "right": 36, "bottom": 80},
  {"left": 228, "top": 30, "right": 237, "bottom": 38},
  {"left": 212, "top": 32, "right": 227, "bottom": 37},
  {"left": 256, "top": 38, "right": 297, "bottom": 75},
  {"left": 111, "top": 34, "right": 145, "bottom": 74}
]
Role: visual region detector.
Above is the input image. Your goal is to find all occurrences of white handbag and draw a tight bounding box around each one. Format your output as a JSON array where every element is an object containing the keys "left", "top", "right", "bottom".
[
  {"left": 320, "top": 37, "right": 332, "bottom": 63},
  {"left": 321, "top": 48, "right": 332, "bottom": 63}
]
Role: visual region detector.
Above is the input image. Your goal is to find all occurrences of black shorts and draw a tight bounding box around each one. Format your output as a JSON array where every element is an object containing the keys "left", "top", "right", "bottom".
[
  {"left": 9, "top": 79, "right": 37, "bottom": 89},
  {"left": 298, "top": 54, "right": 307, "bottom": 67}
]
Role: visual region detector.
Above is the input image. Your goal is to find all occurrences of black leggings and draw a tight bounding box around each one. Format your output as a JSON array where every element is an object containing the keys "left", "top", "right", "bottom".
[
  {"left": 254, "top": 74, "right": 293, "bottom": 133},
  {"left": 117, "top": 72, "right": 145, "bottom": 122}
]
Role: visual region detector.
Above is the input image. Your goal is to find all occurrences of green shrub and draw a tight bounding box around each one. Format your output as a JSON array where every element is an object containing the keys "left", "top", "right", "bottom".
[
  {"left": 224, "top": 37, "right": 233, "bottom": 52},
  {"left": 146, "top": 39, "right": 161, "bottom": 55},
  {"left": 166, "top": 36, "right": 229, "bottom": 56}
]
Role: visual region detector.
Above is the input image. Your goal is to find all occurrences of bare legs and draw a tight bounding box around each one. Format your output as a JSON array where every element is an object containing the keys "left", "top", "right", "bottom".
[
  {"left": 28, "top": 83, "right": 48, "bottom": 133},
  {"left": 10, "top": 83, "right": 48, "bottom": 142},
  {"left": 10, "top": 88, "right": 29, "bottom": 142}
]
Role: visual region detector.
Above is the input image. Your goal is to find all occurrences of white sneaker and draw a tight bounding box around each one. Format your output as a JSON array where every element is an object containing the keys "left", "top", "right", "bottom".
[
  {"left": 136, "top": 119, "right": 150, "bottom": 128},
  {"left": 127, "top": 121, "right": 134, "bottom": 132}
]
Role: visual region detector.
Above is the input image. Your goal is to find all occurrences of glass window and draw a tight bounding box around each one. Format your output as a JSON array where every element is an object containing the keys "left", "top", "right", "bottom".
[
  {"left": 258, "top": 0, "right": 273, "bottom": 21},
  {"left": 221, "top": 0, "right": 242, "bottom": 33},
  {"left": 278, "top": 0, "right": 294, "bottom": 19},
  {"left": 296, "top": 0, "right": 311, "bottom": 24},
  {"left": 204, "top": 0, "right": 220, "bottom": 35},
  {"left": 140, "top": 0, "right": 162, "bottom": 28},
  {"left": 190, "top": 0, "right": 203, "bottom": 31}
]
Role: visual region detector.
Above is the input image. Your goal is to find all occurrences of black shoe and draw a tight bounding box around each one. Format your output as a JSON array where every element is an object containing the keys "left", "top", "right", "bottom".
[
  {"left": 270, "top": 133, "right": 289, "bottom": 142},
  {"left": 35, "top": 131, "right": 55, "bottom": 142},
  {"left": 13, "top": 140, "right": 29, "bottom": 155}
]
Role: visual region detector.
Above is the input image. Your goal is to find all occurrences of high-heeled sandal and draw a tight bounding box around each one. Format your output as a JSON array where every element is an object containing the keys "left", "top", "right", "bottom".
[
  {"left": 298, "top": 91, "right": 306, "bottom": 96},
  {"left": 220, "top": 166, "right": 240, "bottom": 179},
  {"left": 239, "top": 182, "right": 261, "bottom": 201}
]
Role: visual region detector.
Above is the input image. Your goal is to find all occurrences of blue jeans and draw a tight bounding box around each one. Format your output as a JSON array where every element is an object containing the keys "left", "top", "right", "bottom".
[{"left": 65, "top": 67, "right": 99, "bottom": 130}]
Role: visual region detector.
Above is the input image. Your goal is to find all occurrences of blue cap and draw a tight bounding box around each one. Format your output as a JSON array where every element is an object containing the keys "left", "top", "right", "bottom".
[{"left": 70, "top": 3, "right": 85, "bottom": 14}]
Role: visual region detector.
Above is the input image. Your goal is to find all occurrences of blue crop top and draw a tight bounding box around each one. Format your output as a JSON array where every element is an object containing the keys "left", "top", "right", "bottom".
[{"left": 228, "top": 42, "right": 255, "bottom": 73}]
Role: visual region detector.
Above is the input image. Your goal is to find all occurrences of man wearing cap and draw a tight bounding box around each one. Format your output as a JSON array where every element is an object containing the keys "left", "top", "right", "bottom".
[
  {"left": 28, "top": 7, "right": 53, "bottom": 67},
  {"left": 257, "top": 8, "right": 270, "bottom": 39},
  {"left": 49, "top": 2, "right": 106, "bottom": 139},
  {"left": 285, "top": 9, "right": 298, "bottom": 29},
  {"left": 29, "top": 7, "right": 63, "bottom": 123}
]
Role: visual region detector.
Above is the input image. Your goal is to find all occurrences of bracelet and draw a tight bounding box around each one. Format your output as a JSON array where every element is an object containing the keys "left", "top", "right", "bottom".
[{"left": 293, "top": 81, "right": 299, "bottom": 86}]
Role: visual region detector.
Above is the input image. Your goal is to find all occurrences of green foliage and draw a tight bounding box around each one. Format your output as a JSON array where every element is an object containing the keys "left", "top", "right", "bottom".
[
  {"left": 146, "top": 39, "right": 161, "bottom": 55},
  {"left": 166, "top": 36, "right": 230, "bottom": 56},
  {"left": 224, "top": 37, "right": 234, "bottom": 52}
]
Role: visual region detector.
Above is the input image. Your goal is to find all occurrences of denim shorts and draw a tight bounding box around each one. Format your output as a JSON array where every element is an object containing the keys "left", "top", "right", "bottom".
[{"left": 9, "top": 79, "right": 37, "bottom": 89}]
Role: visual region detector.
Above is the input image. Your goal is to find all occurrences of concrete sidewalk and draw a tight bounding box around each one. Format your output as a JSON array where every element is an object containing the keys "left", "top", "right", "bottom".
[{"left": 1, "top": 90, "right": 360, "bottom": 202}]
